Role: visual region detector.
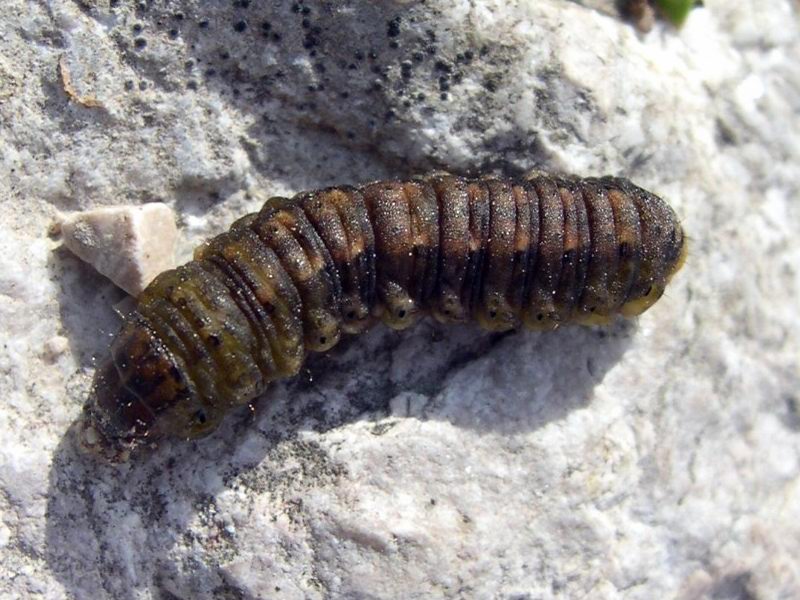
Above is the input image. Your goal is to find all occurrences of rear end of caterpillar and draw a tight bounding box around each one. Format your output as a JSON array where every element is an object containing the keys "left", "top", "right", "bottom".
[{"left": 78, "top": 172, "right": 687, "bottom": 461}]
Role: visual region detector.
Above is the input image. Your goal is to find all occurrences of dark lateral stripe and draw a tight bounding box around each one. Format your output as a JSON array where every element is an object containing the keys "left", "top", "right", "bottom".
[
  {"left": 578, "top": 180, "right": 618, "bottom": 314},
  {"left": 553, "top": 181, "right": 580, "bottom": 317},
  {"left": 605, "top": 183, "right": 643, "bottom": 310},
  {"left": 526, "top": 176, "right": 565, "bottom": 320},
  {"left": 482, "top": 178, "right": 517, "bottom": 320},
  {"left": 520, "top": 180, "right": 541, "bottom": 316},
  {"left": 251, "top": 209, "right": 338, "bottom": 347},
  {"left": 201, "top": 256, "right": 279, "bottom": 383},
  {"left": 172, "top": 262, "right": 262, "bottom": 402},
  {"left": 237, "top": 223, "right": 306, "bottom": 376},
  {"left": 463, "top": 179, "right": 490, "bottom": 316},
  {"left": 567, "top": 178, "right": 592, "bottom": 313},
  {"left": 281, "top": 204, "right": 343, "bottom": 314},
  {"left": 298, "top": 188, "right": 373, "bottom": 330},
  {"left": 508, "top": 183, "right": 532, "bottom": 316},
  {"left": 333, "top": 187, "right": 377, "bottom": 313},
  {"left": 404, "top": 180, "right": 440, "bottom": 308},
  {"left": 429, "top": 174, "right": 470, "bottom": 321},
  {"left": 361, "top": 180, "right": 415, "bottom": 301}
]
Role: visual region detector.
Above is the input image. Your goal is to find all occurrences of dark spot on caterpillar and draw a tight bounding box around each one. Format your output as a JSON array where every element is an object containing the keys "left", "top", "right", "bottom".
[
  {"left": 79, "top": 172, "right": 686, "bottom": 461},
  {"left": 169, "top": 365, "right": 183, "bottom": 383}
]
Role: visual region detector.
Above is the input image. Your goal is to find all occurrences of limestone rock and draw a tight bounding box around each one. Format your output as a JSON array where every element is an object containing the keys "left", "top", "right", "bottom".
[
  {"left": 0, "top": 1, "right": 798, "bottom": 599},
  {"left": 60, "top": 204, "right": 178, "bottom": 296}
]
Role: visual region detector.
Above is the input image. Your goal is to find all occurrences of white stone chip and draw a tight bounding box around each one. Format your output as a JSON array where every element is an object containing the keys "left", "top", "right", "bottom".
[{"left": 59, "top": 203, "right": 178, "bottom": 296}]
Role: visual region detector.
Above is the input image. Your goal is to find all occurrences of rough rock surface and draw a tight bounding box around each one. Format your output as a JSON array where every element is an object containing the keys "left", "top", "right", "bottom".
[
  {"left": 60, "top": 203, "right": 177, "bottom": 296},
  {"left": 1, "top": 1, "right": 799, "bottom": 599}
]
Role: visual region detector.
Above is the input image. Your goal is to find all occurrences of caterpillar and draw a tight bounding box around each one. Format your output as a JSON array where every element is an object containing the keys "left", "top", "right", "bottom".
[{"left": 78, "top": 172, "right": 687, "bottom": 461}]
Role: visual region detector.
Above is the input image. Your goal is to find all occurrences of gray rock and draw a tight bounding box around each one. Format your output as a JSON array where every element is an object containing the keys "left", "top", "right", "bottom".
[{"left": 1, "top": 0, "right": 798, "bottom": 599}]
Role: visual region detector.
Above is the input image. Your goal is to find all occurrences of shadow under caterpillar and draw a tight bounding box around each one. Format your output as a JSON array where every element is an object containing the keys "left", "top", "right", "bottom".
[{"left": 78, "top": 172, "right": 687, "bottom": 461}]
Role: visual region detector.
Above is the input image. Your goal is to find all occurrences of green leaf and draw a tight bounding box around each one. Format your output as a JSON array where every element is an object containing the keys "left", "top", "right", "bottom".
[{"left": 655, "top": 0, "right": 695, "bottom": 27}]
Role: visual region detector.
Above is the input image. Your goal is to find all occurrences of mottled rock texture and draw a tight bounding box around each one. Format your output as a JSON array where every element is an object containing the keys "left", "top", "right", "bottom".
[{"left": 1, "top": 1, "right": 799, "bottom": 599}]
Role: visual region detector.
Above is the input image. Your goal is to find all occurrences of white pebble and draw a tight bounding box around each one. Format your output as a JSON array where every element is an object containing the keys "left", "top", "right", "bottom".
[{"left": 60, "top": 203, "right": 178, "bottom": 296}]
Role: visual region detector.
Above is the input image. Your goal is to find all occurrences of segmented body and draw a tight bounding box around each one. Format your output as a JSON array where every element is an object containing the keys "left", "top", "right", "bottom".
[{"left": 81, "top": 172, "right": 686, "bottom": 459}]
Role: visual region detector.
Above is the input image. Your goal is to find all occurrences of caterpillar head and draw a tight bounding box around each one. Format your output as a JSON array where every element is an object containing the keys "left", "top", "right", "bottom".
[{"left": 77, "top": 317, "right": 203, "bottom": 462}]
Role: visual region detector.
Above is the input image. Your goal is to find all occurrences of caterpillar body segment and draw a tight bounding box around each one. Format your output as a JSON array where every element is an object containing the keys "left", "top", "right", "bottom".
[{"left": 79, "top": 173, "right": 686, "bottom": 460}]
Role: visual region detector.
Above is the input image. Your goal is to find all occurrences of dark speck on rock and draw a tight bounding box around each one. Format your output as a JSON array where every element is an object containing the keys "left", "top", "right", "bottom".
[
  {"left": 387, "top": 16, "right": 401, "bottom": 38},
  {"left": 435, "top": 60, "right": 453, "bottom": 73},
  {"left": 233, "top": 20, "right": 247, "bottom": 33},
  {"left": 134, "top": 37, "right": 147, "bottom": 49}
]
